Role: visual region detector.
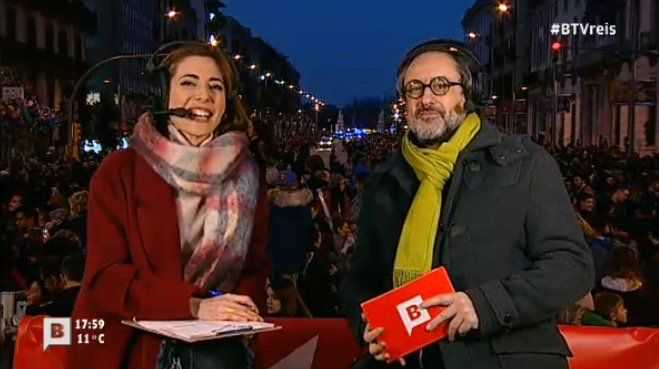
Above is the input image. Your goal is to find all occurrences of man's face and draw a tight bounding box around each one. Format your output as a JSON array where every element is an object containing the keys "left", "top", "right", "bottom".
[
  {"left": 15, "top": 211, "right": 34, "bottom": 233},
  {"left": 606, "top": 177, "right": 616, "bottom": 187},
  {"left": 339, "top": 223, "right": 351, "bottom": 237},
  {"left": 573, "top": 176, "right": 584, "bottom": 188},
  {"left": 8, "top": 195, "right": 23, "bottom": 213},
  {"left": 404, "top": 52, "right": 467, "bottom": 143},
  {"left": 613, "top": 303, "right": 628, "bottom": 324},
  {"left": 15, "top": 211, "right": 25, "bottom": 229},
  {"left": 650, "top": 181, "right": 659, "bottom": 196},
  {"left": 613, "top": 189, "right": 630, "bottom": 203},
  {"left": 579, "top": 198, "right": 595, "bottom": 213}
]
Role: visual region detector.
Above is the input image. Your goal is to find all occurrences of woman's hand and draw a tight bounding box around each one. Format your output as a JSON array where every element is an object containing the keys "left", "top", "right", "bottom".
[{"left": 191, "top": 293, "right": 263, "bottom": 322}]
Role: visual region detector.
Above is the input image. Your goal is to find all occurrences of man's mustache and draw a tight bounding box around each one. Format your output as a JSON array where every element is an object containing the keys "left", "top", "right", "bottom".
[{"left": 415, "top": 106, "right": 446, "bottom": 118}]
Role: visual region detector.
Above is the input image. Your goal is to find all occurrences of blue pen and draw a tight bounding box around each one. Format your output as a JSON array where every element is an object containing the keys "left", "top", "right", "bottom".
[
  {"left": 208, "top": 289, "right": 259, "bottom": 314},
  {"left": 208, "top": 289, "right": 223, "bottom": 297}
]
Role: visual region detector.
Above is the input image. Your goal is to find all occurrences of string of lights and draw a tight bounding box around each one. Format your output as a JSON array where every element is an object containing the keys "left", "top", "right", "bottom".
[{"left": 172, "top": 8, "right": 330, "bottom": 108}]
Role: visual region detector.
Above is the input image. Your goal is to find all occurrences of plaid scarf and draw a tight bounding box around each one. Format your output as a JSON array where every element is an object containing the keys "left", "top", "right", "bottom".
[{"left": 130, "top": 113, "right": 259, "bottom": 292}]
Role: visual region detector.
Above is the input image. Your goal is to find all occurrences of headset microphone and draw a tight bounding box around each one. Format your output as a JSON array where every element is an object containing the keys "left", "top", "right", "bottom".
[{"left": 151, "top": 107, "right": 192, "bottom": 118}]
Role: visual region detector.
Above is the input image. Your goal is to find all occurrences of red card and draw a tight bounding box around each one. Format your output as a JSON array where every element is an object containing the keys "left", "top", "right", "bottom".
[{"left": 360, "top": 267, "right": 456, "bottom": 362}]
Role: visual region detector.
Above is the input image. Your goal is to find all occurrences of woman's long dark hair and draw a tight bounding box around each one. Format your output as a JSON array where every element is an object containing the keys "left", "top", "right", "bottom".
[{"left": 607, "top": 246, "right": 643, "bottom": 281}]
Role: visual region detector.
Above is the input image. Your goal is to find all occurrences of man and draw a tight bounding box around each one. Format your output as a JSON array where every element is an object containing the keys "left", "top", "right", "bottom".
[
  {"left": 27, "top": 253, "right": 83, "bottom": 317},
  {"left": 341, "top": 39, "right": 594, "bottom": 369},
  {"left": 7, "top": 192, "right": 24, "bottom": 214}
]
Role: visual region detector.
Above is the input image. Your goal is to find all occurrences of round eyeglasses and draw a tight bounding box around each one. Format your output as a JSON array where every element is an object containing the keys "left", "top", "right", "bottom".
[{"left": 403, "top": 76, "right": 463, "bottom": 99}]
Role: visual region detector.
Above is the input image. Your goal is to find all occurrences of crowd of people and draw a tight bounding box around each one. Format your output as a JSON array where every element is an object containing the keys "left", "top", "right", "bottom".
[
  {"left": 0, "top": 96, "right": 66, "bottom": 161},
  {"left": 552, "top": 144, "right": 659, "bottom": 327},
  {"left": 1, "top": 153, "right": 98, "bottom": 318},
  {"left": 256, "top": 124, "right": 401, "bottom": 317},
  {"left": 2, "top": 128, "right": 656, "bottom": 330},
  {"left": 0, "top": 127, "right": 656, "bottom": 351}
]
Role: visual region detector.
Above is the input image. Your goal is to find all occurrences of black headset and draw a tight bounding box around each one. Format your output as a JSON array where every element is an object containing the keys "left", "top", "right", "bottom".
[
  {"left": 145, "top": 41, "right": 242, "bottom": 134},
  {"left": 396, "top": 38, "right": 482, "bottom": 113}
]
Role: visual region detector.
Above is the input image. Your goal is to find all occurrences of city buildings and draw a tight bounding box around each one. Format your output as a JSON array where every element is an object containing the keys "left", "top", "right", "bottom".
[{"left": 463, "top": 0, "right": 658, "bottom": 155}]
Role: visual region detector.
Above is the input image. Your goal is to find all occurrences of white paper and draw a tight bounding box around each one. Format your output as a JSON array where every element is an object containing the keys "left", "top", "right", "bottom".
[{"left": 134, "top": 320, "right": 275, "bottom": 339}]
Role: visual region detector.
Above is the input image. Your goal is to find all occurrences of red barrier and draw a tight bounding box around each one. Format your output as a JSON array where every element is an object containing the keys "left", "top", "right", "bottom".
[
  {"left": 13, "top": 316, "right": 69, "bottom": 369},
  {"left": 254, "top": 318, "right": 362, "bottom": 369},
  {"left": 559, "top": 325, "right": 659, "bottom": 369},
  {"left": 13, "top": 316, "right": 659, "bottom": 369}
]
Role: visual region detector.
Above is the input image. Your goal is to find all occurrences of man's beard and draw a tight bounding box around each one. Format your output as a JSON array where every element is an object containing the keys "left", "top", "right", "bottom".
[{"left": 408, "top": 104, "right": 466, "bottom": 146}]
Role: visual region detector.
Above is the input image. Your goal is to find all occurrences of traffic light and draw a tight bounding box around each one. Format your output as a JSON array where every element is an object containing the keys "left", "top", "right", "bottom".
[{"left": 551, "top": 38, "right": 562, "bottom": 62}]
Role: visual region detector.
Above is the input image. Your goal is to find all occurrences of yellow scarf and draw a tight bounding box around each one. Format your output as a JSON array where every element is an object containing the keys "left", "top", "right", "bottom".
[{"left": 393, "top": 113, "right": 481, "bottom": 287}]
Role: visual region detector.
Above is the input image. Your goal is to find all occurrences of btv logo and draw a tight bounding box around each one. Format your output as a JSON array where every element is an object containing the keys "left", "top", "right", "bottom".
[
  {"left": 396, "top": 295, "right": 430, "bottom": 336},
  {"left": 43, "top": 318, "right": 71, "bottom": 350}
]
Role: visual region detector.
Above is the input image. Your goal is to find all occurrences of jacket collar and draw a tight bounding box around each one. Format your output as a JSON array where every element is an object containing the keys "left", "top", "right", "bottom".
[{"left": 387, "top": 120, "right": 502, "bottom": 197}]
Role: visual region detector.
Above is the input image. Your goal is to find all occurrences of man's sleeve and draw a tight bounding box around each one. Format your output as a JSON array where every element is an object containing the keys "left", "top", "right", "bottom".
[{"left": 466, "top": 148, "right": 595, "bottom": 337}]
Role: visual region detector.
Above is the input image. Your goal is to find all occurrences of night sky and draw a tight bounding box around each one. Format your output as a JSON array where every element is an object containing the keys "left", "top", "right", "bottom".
[{"left": 225, "top": 1, "right": 473, "bottom": 108}]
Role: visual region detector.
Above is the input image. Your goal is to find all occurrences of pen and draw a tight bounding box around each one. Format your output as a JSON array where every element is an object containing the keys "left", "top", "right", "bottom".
[
  {"left": 208, "top": 289, "right": 259, "bottom": 314},
  {"left": 208, "top": 289, "right": 223, "bottom": 297}
]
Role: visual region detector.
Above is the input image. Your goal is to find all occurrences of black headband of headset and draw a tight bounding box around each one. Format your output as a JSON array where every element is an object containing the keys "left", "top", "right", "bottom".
[{"left": 396, "top": 38, "right": 481, "bottom": 94}]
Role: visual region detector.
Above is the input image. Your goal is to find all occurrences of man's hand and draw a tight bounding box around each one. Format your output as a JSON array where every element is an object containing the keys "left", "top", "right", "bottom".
[
  {"left": 421, "top": 292, "right": 479, "bottom": 342},
  {"left": 361, "top": 314, "right": 406, "bottom": 366}
]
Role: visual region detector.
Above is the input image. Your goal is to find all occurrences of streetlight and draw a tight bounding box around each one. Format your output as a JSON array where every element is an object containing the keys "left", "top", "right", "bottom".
[
  {"left": 468, "top": 32, "right": 478, "bottom": 40},
  {"left": 496, "top": 3, "right": 509, "bottom": 13},
  {"left": 209, "top": 35, "right": 219, "bottom": 47},
  {"left": 166, "top": 10, "right": 178, "bottom": 19}
]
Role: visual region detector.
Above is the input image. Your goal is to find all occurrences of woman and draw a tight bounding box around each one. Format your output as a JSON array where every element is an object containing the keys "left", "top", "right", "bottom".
[
  {"left": 599, "top": 246, "right": 651, "bottom": 326},
  {"left": 70, "top": 43, "right": 270, "bottom": 369}
]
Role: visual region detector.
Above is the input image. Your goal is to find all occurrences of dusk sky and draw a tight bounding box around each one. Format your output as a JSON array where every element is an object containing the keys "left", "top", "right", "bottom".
[{"left": 225, "top": 1, "right": 473, "bottom": 108}]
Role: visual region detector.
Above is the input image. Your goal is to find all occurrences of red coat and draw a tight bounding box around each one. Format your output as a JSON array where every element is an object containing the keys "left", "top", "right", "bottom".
[{"left": 69, "top": 149, "right": 270, "bottom": 369}]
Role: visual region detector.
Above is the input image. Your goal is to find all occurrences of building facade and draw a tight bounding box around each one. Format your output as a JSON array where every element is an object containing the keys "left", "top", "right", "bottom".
[
  {"left": 462, "top": 0, "right": 495, "bottom": 108},
  {"left": 0, "top": 0, "right": 94, "bottom": 110},
  {"left": 463, "top": 0, "right": 658, "bottom": 156},
  {"left": 220, "top": 16, "right": 301, "bottom": 118}
]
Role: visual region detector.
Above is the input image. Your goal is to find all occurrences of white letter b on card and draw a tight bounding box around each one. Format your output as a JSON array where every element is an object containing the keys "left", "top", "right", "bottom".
[{"left": 397, "top": 295, "right": 430, "bottom": 336}]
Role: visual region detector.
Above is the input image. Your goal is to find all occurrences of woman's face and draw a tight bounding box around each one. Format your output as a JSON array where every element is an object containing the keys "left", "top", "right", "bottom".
[
  {"left": 266, "top": 285, "right": 282, "bottom": 315},
  {"left": 168, "top": 56, "right": 226, "bottom": 143}
]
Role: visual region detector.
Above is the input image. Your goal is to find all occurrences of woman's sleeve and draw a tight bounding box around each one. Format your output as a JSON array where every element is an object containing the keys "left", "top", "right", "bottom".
[
  {"left": 233, "top": 189, "right": 271, "bottom": 313},
  {"left": 82, "top": 154, "right": 200, "bottom": 320}
]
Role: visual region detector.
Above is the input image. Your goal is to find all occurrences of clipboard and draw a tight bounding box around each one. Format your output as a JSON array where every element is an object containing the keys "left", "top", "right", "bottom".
[{"left": 122, "top": 319, "right": 282, "bottom": 343}]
